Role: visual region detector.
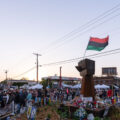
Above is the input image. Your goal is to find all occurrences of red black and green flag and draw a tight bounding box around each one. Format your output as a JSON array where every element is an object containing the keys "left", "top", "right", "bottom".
[{"left": 87, "top": 36, "right": 109, "bottom": 51}]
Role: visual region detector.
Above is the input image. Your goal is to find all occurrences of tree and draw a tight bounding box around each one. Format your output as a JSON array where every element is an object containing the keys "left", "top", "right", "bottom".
[
  {"left": 1, "top": 80, "right": 7, "bottom": 84},
  {"left": 40, "top": 78, "right": 52, "bottom": 89},
  {"left": 20, "top": 77, "right": 29, "bottom": 80},
  {"left": 40, "top": 78, "right": 48, "bottom": 89},
  {"left": 12, "top": 82, "right": 28, "bottom": 87}
]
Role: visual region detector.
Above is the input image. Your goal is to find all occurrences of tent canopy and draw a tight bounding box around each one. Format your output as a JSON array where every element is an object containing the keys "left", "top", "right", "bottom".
[
  {"left": 72, "top": 84, "right": 81, "bottom": 89},
  {"left": 62, "top": 83, "right": 72, "bottom": 88},
  {"left": 113, "top": 85, "right": 119, "bottom": 89},
  {"left": 101, "top": 84, "right": 109, "bottom": 89},
  {"left": 29, "top": 84, "right": 43, "bottom": 89},
  {"left": 95, "top": 84, "right": 109, "bottom": 89},
  {"left": 95, "top": 84, "right": 101, "bottom": 89}
]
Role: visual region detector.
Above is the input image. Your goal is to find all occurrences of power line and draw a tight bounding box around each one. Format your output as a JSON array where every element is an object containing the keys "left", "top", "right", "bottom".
[
  {"left": 11, "top": 48, "right": 120, "bottom": 79},
  {"left": 10, "top": 20, "right": 120, "bottom": 79},
  {"left": 12, "top": 66, "right": 36, "bottom": 79},
  {"left": 41, "top": 3, "right": 120, "bottom": 55},
  {"left": 8, "top": 3, "right": 120, "bottom": 73},
  {"left": 90, "top": 50, "right": 120, "bottom": 59},
  {"left": 10, "top": 54, "right": 32, "bottom": 71},
  {"left": 50, "top": 12, "right": 120, "bottom": 52},
  {"left": 42, "top": 11, "right": 120, "bottom": 56},
  {"left": 43, "top": 50, "right": 120, "bottom": 66},
  {"left": 41, "top": 48, "right": 120, "bottom": 66},
  {"left": 96, "top": 26, "right": 120, "bottom": 36},
  {"left": 10, "top": 4, "right": 120, "bottom": 78}
]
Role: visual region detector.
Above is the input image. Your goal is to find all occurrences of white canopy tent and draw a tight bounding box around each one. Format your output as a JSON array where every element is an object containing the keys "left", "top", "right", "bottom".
[
  {"left": 29, "top": 84, "right": 43, "bottom": 89},
  {"left": 72, "top": 84, "right": 81, "bottom": 89},
  {"left": 113, "top": 85, "right": 119, "bottom": 89},
  {"left": 101, "top": 84, "right": 110, "bottom": 89},
  {"left": 95, "top": 84, "right": 109, "bottom": 89},
  {"left": 20, "top": 84, "right": 29, "bottom": 89},
  {"left": 62, "top": 83, "right": 72, "bottom": 88},
  {"left": 95, "top": 84, "right": 101, "bottom": 89}
]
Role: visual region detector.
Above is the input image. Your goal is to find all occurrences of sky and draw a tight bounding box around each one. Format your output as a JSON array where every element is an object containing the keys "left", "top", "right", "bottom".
[{"left": 0, "top": 0, "right": 120, "bottom": 81}]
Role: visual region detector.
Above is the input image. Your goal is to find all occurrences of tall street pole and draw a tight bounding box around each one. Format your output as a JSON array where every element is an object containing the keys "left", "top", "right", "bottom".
[
  {"left": 59, "top": 66, "right": 62, "bottom": 88},
  {"left": 5, "top": 70, "right": 8, "bottom": 85},
  {"left": 33, "top": 53, "right": 41, "bottom": 83}
]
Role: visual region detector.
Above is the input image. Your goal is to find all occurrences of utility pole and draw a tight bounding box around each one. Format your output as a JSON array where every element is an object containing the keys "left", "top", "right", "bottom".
[
  {"left": 33, "top": 53, "right": 41, "bottom": 83},
  {"left": 5, "top": 70, "right": 8, "bottom": 84},
  {"left": 59, "top": 66, "right": 62, "bottom": 89}
]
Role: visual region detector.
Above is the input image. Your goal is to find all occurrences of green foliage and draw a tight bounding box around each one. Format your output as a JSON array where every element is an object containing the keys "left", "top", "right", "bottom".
[
  {"left": 57, "top": 107, "right": 69, "bottom": 119},
  {"left": 47, "top": 102, "right": 50, "bottom": 106},
  {"left": 12, "top": 82, "right": 28, "bottom": 87},
  {"left": 72, "top": 116, "right": 80, "bottom": 120},
  {"left": 40, "top": 78, "right": 53, "bottom": 89},
  {"left": 40, "top": 78, "right": 48, "bottom": 89},
  {"left": 47, "top": 114, "right": 51, "bottom": 119},
  {"left": 94, "top": 117, "right": 101, "bottom": 120},
  {"left": 1, "top": 80, "right": 7, "bottom": 84},
  {"left": 103, "top": 117, "right": 111, "bottom": 120},
  {"left": 44, "top": 106, "right": 48, "bottom": 111},
  {"left": 59, "top": 111, "right": 68, "bottom": 119}
]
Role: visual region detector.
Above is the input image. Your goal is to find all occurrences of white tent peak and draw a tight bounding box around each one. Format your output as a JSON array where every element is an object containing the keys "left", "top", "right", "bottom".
[{"left": 29, "top": 84, "right": 43, "bottom": 89}]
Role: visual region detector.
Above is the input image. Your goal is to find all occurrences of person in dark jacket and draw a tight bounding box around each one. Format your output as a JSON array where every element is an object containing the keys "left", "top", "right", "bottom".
[
  {"left": 19, "top": 90, "right": 26, "bottom": 107},
  {"left": 38, "top": 90, "right": 42, "bottom": 106},
  {"left": 0, "top": 92, "right": 5, "bottom": 108},
  {"left": 15, "top": 90, "right": 20, "bottom": 104}
]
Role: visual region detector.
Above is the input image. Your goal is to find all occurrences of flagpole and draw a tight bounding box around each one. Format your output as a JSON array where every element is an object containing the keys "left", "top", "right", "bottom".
[
  {"left": 83, "top": 37, "right": 91, "bottom": 59},
  {"left": 83, "top": 48, "right": 87, "bottom": 59}
]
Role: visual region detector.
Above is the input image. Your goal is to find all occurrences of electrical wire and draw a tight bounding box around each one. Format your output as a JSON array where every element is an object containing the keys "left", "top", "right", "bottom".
[
  {"left": 12, "top": 66, "right": 36, "bottom": 79},
  {"left": 42, "top": 12, "right": 120, "bottom": 56},
  {"left": 41, "top": 48, "right": 120, "bottom": 66},
  {"left": 9, "top": 3, "right": 120, "bottom": 79},
  {"left": 8, "top": 3, "right": 120, "bottom": 73},
  {"left": 41, "top": 3, "right": 120, "bottom": 55},
  {"left": 10, "top": 48, "right": 120, "bottom": 79}
]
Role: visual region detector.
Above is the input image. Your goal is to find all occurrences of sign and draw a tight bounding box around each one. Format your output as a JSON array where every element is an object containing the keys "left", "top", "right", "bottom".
[{"left": 102, "top": 67, "right": 117, "bottom": 75}]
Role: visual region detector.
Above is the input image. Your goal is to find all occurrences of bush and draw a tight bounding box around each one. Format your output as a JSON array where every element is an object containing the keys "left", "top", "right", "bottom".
[
  {"left": 94, "top": 117, "right": 101, "bottom": 120},
  {"left": 57, "top": 107, "right": 69, "bottom": 119},
  {"left": 47, "top": 114, "right": 51, "bottom": 119}
]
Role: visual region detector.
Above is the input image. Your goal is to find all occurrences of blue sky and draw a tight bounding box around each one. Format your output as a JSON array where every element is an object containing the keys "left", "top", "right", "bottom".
[{"left": 0, "top": 0, "right": 120, "bottom": 81}]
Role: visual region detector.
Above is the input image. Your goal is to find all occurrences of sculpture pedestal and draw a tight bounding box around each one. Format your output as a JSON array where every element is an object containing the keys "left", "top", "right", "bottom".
[{"left": 81, "top": 75, "right": 95, "bottom": 99}]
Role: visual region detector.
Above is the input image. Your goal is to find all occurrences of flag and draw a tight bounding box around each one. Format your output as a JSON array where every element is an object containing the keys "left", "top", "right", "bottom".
[{"left": 87, "top": 36, "right": 109, "bottom": 51}]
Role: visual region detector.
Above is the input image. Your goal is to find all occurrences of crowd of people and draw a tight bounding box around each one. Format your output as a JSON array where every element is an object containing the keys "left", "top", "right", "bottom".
[
  {"left": 0, "top": 87, "right": 79, "bottom": 115},
  {"left": 0, "top": 85, "right": 120, "bottom": 119}
]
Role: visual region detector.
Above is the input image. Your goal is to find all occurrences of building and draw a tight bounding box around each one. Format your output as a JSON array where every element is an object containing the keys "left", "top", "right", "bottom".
[
  {"left": 7, "top": 79, "right": 37, "bottom": 86},
  {"left": 42, "top": 75, "right": 120, "bottom": 87},
  {"left": 94, "top": 76, "right": 120, "bottom": 86},
  {"left": 42, "top": 76, "right": 81, "bottom": 85}
]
